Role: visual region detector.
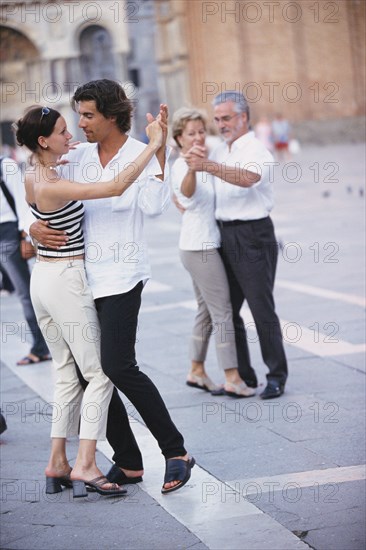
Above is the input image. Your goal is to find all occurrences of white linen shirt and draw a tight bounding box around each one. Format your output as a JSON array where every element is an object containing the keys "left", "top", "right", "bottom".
[
  {"left": 171, "top": 157, "right": 220, "bottom": 251},
  {"left": 57, "top": 138, "right": 170, "bottom": 299},
  {"left": 0, "top": 157, "right": 28, "bottom": 229},
  {"left": 211, "top": 131, "right": 275, "bottom": 221}
]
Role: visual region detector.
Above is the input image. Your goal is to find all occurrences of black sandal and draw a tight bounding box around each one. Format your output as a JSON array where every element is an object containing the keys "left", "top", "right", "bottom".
[
  {"left": 17, "top": 354, "right": 51, "bottom": 366},
  {"left": 106, "top": 464, "right": 143, "bottom": 485},
  {"left": 46, "top": 474, "right": 72, "bottom": 494},
  {"left": 161, "top": 457, "right": 195, "bottom": 495}
]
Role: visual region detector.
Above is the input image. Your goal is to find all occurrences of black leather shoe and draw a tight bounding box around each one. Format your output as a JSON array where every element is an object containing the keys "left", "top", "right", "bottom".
[{"left": 260, "top": 383, "right": 284, "bottom": 399}]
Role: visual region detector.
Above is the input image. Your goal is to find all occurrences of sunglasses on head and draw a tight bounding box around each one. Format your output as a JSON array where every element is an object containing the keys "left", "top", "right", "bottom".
[{"left": 40, "top": 106, "right": 50, "bottom": 121}]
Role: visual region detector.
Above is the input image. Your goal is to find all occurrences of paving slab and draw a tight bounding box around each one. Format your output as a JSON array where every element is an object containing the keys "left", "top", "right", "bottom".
[
  {"left": 1, "top": 142, "right": 365, "bottom": 550},
  {"left": 255, "top": 480, "right": 366, "bottom": 550},
  {"left": 0, "top": 365, "right": 209, "bottom": 550}
]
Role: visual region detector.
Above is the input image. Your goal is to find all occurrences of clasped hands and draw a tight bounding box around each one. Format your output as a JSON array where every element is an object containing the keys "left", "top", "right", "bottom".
[{"left": 181, "top": 145, "right": 209, "bottom": 172}]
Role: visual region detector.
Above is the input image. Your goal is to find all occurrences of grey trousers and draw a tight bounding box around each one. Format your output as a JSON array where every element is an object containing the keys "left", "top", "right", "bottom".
[{"left": 180, "top": 248, "right": 238, "bottom": 371}]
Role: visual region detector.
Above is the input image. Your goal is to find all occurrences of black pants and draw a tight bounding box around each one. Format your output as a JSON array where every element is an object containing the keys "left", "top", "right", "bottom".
[
  {"left": 219, "top": 217, "right": 288, "bottom": 387},
  {"left": 92, "top": 281, "right": 186, "bottom": 470}
]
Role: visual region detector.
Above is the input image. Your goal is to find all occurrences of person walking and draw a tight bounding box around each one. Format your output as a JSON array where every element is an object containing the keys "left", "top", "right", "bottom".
[
  {"left": 183, "top": 91, "right": 288, "bottom": 399},
  {"left": 0, "top": 155, "right": 50, "bottom": 365}
]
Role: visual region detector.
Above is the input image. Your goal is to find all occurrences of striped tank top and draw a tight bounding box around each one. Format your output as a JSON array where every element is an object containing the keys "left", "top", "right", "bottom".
[{"left": 30, "top": 200, "right": 85, "bottom": 258}]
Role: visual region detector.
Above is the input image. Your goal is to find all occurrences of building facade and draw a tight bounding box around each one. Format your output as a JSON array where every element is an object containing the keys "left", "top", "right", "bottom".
[
  {"left": 154, "top": 0, "right": 365, "bottom": 140},
  {"left": 0, "top": 0, "right": 160, "bottom": 148},
  {"left": 1, "top": 0, "right": 365, "bottom": 148}
]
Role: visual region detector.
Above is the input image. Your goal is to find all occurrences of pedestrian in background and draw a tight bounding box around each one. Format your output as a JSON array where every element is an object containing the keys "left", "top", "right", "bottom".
[
  {"left": 0, "top": 155, "right": 50, "bottom": 365},
  {"left": 254, "top": 115, "right": 274, "bottom": 152},
  {"left": 272, "top": 113, "right": 291, "bottom": 161},
  {"left": 0, "top": 265, "right": 15, "bottom": 294}
]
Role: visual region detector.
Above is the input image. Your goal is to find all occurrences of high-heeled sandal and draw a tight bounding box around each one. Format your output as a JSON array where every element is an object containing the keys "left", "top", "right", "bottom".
[
  {"left": 72, "top": 476, "right": 127, "bottom": 498},
  {"left": 45, "top": 475, "right": 72, "bottom": 494}
]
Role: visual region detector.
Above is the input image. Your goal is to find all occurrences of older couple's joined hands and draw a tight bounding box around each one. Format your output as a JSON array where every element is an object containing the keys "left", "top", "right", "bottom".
[{"left": 181, "top": 144, "right": 209, "bottom": 172}]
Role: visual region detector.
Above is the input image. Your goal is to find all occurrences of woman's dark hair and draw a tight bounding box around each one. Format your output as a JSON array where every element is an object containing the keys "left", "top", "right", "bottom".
[
  {"left": 71, "top": 79, "right": 133, "bottom": 133},
  {"left": 15, "top": 106, "right": 61, "bottom": 153}
]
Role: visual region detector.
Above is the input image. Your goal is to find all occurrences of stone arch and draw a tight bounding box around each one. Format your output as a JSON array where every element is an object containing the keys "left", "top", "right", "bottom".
[
  {"left": 0, "top": 25, "right": 39, "bottom": 62},
  {"left": 79, "top": 24, "right": 116, "bottom": 82},
  {"left": 0, "top": 26, "right": 40, "bottom": 147}
]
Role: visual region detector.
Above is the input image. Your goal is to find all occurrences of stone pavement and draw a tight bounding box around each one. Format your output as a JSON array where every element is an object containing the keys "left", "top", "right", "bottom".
[{"left": 1, "top": 142, "right": 365, "bottom": 549}]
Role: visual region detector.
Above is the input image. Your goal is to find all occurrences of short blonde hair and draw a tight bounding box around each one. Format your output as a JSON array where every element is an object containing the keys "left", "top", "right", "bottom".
[{"left": 172, "top": 107, "right": 207, "bottom": 148}]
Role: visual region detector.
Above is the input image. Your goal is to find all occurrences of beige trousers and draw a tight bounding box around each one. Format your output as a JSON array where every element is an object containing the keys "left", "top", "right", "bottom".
[{"left": 30, "top": 260, "right": 113, "bottom": 440}]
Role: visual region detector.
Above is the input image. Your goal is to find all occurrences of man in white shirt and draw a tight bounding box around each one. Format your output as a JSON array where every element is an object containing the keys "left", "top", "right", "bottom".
[
  {"left": 29, "top": 80, "right": 193, "bottom": 493},
  {"left": 184, "top": 91, "right": 288, "bottom": 399},
  {"left": 0, "top": 156, "right": 50, "bottom": 365}
]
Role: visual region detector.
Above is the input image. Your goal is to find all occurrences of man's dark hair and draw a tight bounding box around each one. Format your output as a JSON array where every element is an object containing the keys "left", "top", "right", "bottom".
[{"left": 71, "top": 79, "right": 133, "bottom": 133}]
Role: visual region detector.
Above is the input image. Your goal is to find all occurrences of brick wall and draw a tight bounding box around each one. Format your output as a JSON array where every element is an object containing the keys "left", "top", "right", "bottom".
[{"left": 156, "top": 0, "right": 365, "bottom": 132}]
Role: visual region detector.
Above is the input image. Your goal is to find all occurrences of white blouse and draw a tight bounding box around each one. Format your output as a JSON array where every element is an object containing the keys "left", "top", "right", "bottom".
[{"left": 171, "top": 156, "right": 221, "bottom": 251}]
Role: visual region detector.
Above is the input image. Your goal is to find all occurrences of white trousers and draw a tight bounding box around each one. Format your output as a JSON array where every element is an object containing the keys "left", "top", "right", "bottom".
[
  {"left": 180, "top": 248, "right": 239, "bottom": 371},
  {"left": 30, "top": 260, "right": 113, "bottom": 440}
]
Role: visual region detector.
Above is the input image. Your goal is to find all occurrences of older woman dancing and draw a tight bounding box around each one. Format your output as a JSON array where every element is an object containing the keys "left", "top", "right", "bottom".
[{"left": 171, "top": 107, "right": 255, "bottom": 398}]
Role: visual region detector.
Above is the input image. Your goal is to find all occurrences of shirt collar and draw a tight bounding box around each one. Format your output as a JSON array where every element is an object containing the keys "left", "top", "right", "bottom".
[
  {"left": 230, "top": 131, "right": 255, "bottom": 152},
  {"left": 90, "top": 143, "right": 99, "bottom": 160},
  {"left": 90, "top": 136, "right": 131, "bottom": 165}
]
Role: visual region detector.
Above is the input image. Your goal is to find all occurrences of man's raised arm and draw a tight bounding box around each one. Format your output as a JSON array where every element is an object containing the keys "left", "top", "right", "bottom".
[{"left": 146, "top": 104, "right": 168, "bottom": 181}]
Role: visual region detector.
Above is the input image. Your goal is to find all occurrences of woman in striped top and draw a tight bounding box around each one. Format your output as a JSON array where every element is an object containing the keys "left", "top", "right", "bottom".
[
  {"left": 29, "top": 200, "right": 85, "bottom": 258},
  {"left": 15, "top": 105, "right": 163, "bottom": 498}
]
